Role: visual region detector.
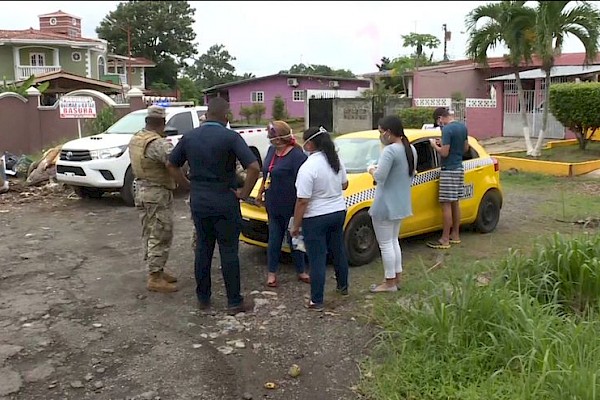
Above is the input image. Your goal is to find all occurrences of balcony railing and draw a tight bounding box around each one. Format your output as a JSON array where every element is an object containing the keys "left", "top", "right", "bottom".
[{"left": 17, "top": 65, "right": 61, "bottom": 80}]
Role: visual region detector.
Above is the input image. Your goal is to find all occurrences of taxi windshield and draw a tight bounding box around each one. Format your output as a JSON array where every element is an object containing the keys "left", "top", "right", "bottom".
[{"left": 335, "top": 137, "right": 381, "bottom": 173}]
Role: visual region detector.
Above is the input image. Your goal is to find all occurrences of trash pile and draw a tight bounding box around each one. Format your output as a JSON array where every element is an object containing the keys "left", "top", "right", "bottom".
[{"left": 1, "top": 145, "right": 74, "bottom": 204}]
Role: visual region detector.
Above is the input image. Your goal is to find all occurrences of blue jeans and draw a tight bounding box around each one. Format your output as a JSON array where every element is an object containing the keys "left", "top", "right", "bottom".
[
  {"left": 191, "top": 209, "right": 243, "bottom": 308},
  {"left": 303, "top": 210, "right": 349, "bottom": 305},
  {"left": 267, "top": 213, "right": 307, "bottom": 274}
]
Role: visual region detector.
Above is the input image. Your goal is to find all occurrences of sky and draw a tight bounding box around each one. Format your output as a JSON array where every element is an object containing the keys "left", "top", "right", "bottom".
[{"left": 1, "top": 1, "right": 591, "bottom": 76}]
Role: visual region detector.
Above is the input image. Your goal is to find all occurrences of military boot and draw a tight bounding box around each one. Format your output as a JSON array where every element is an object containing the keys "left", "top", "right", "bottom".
[
  {"left": 147, "top": 272, "right": 178, "bottom": 293},
  {"left": 161, "top": 270, "right": 178, "bottom": 283}
]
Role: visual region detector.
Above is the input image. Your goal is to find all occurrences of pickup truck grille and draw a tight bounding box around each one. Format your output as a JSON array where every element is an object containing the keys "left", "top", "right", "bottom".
[{"left": 60, "top": 149, "right": 92, "bottom": 162}]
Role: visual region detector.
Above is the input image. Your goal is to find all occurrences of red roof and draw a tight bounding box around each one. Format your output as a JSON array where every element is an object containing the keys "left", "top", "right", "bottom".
[
  {"left": 107, "top": 56, "right": 156, "bottom": 67},
  {"left": 0, "top": 28, "right": 102, "bottom": 43},
  {"left": 38, "top": 10, "right": 79, "bottom": 19},
  {"left": 426, "top": 52, "right": 600, "bottom": 72}
]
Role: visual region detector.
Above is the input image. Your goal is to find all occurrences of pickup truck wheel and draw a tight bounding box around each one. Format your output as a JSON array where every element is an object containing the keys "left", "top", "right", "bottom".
[
  {"left": 72, "top": 186, "right": 103, "bottom": 199},
  {"left": 344, "top": 210, "right": 379, "bottom": 267},
  {"left": 120, "top": 167, "right": 135, "bottom": 207},
  {"left": 474, "top": 189, "right": 502, "bottom": 233}
]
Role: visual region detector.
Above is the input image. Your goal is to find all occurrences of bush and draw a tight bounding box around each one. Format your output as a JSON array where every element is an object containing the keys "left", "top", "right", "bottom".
[
  {"left": 362, "top": 233, "right": 600, "bottom": 400},
  {"left": 272, "top": 96, "right": 288, "bottom": 120},
  {"left": 84, "top": 107, "right": 118, "bottom": 136},
  {"left": 239, "top": 106, "right": 253, "bottom": 124},
  {"left": 549, "top": 82, "right": 600, "bottom": 150},
  {"left": 398, "top": 107, "right": 436, "bottom": 128},
  {"left": 251, "top": 103, "right": 266, "bottom": 124}
]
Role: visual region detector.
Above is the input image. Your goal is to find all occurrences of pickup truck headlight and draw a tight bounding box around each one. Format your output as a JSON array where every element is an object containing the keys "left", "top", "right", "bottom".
[{"left": 90, "top": 145, "right": 127, "bottom": 160}]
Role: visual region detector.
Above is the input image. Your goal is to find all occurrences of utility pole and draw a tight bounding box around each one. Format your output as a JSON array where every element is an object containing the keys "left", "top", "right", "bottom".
[
  {"left": 442, "top": 24, "right": 450, "bottom": 62},
  {"left": 126, "top": 25, "right": 132, "bottom": 88}
]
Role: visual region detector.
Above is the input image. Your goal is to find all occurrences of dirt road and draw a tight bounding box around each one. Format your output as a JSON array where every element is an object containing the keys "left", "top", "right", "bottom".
[
  {"left": 1, "top": 171, "right": 590, "bottom": 400},
  {"left": 0, "top": 186, "right": 373, "bottom": 400}
]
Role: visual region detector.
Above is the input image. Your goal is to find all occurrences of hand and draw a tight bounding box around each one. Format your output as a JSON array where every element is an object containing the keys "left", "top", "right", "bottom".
[
  {"left": 254, "top": 194, "right": 264, "bottom": 207},
  {"left": 367, "top": 164, "right": 377, "bottom": 175},
  {"left": 429, "top": 138, "right": 440, "bottom": 147},
  {"left": 290, "top": 225, "right": 301, "bottom": 238},
  {"left": 231, "top": 188, "right": 246, "bottom": 201},
  {"left": 178, "top": 179, "right": 191, "bottom": 191}
]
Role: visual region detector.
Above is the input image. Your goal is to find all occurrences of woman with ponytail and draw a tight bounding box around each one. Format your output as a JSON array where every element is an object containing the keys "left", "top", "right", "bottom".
[
  {"left": 367, "top": 115, "right": 417, "bottom": 293},
  {"left": 290, "top": 126, "right": 349, "bottom": 311}
]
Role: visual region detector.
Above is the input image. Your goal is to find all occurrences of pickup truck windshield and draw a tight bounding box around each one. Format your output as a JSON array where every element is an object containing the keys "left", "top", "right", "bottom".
[{"left": 105, "top": 112, "right": 148, "bottom": 134}]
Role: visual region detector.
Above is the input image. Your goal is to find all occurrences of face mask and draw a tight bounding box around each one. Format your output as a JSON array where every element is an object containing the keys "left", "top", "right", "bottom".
[{"left": 302, "top": 126, "right": 328, "bottom": 156}]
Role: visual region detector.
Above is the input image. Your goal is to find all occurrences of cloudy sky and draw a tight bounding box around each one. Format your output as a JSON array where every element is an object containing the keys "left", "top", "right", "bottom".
[{"left": 2, "top": 1, "right": 590, "bottom": 76}]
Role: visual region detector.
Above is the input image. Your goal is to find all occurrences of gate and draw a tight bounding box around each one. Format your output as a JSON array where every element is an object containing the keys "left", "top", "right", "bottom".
[
  {"left": 372, "top": 94, "right": 385, "bottom": 129},
  {"left": 308, "top": 98, "right": 333, "bottom": 131},
  {"left": 503, "top": 88, "right": 565, "bottom": 139},
  {"left": 451, "top": 100, "right": 466, "bottom": 123}
]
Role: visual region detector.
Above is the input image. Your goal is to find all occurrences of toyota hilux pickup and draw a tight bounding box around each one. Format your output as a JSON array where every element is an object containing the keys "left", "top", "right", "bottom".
[{"left": 56, "top": 104, "right": 270, "bottom": 206}]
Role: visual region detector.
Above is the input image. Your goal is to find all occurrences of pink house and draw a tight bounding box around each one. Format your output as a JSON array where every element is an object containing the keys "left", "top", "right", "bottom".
[
  {"left": 365, "top": 52, "right": 600, "bottom": 139},
  {"left": 203, "top": 73, "right": 371, "bottom": 121}
]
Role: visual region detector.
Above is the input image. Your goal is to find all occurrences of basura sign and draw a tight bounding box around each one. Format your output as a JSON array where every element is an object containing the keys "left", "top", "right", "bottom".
[{"left": 59, "top": 96, "right": 96, "bottom": 119}]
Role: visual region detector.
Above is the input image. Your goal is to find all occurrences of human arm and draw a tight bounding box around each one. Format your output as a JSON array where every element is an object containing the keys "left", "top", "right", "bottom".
[
  {"left": 371, "top": 146, "right": 394, "bottom": 185},
  {"left": 340, "top": 161, "right": 349, "bottom": 190},
  {"left": 166, "top": 136, "right": 190, "bottom": 190},
  {"left": 232, "top": 134, "right": 260, "bottom": 200},
  {"left": 430, "top": 137, "right": 450, "bottom": 158},
  {"left": 290, "top": 165, "right": 313, "bottom": 237}
]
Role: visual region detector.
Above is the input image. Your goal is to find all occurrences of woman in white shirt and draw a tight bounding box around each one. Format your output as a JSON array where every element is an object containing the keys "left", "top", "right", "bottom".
[{"left": 290, "top": 127, "right": 349, "bottom": 312}]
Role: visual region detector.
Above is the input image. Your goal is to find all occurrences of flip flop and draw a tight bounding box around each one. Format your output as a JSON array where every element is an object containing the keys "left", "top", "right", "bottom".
[
  {"left": 449, "top": 239, "right": 461, "bottom": 244},
  {"left": 266, "top": 279, "right": 278, "bottom": 288},
  {"left": 369, "top": 284, "right": 398, "bottom": 293},
  {"left": 426, "top": 240, "right": 451, "bottom": 250}
]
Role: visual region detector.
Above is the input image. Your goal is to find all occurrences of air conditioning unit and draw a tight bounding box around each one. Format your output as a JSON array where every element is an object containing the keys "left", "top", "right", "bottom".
[
  {"left": 287, "top": 78, "right": 299, "bottom": 87},
  {"left": 329, "top": 80, "right": 340, "bottom": 88}
]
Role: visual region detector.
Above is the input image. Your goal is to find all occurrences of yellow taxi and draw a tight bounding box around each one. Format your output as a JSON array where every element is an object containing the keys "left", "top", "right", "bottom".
[{"left": 239, "top": 128, "right": 503, "bottom": 266}]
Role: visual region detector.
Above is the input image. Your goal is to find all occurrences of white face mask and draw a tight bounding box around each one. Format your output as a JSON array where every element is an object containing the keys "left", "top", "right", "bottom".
[{"left": 302, "top": 127, "right": 328, "bottom": 156}]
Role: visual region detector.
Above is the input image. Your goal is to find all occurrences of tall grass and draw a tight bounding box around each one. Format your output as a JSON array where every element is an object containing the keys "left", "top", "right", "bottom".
[{"left": 363, "top": 234, "right": 600, "bottom": 400}]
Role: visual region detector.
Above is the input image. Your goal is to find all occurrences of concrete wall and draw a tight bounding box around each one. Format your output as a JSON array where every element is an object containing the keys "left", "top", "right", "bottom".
[
  {"left": 0, "top": 89, "right": 145, "bottom": 155},
  {"left": 415, "top": 69, "right": 491, "bottom": 99},
  {"left": 332, "top": 98, "right": 372, "bottom": 134},
  {"left": 384, "top": 97, "right": 412, "bottom": 116}
]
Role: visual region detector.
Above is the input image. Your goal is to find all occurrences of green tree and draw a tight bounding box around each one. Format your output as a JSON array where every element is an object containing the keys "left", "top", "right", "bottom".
[
  {"left": 96, "top": 0, "right": 197, "bottom": 88},
  {"left": 186, "top": 44, "right": 238, "bottom": 90},
  {"left": 279, "top": 63, "right": 355, "bottom": 78},
  {"left": 272, "top": 96, "right": 288, "bottom": 120},
  {"left": 549, "top": 82, "right": 600, "bottom": 149},
  {"left": 0, "top": 75, "right": 49, "bottom": 95},
  {"left": 177, "top": 76, "right": 201, "bottom": 104},
  {"left": 401, "top": 33, "right": 441, "bottom": 67},
  {"left": 532, "top": 0, "right": 600, "bottom": 156},
  {"left": 466, "top": 1, "right": 537, "bottom": 154}
]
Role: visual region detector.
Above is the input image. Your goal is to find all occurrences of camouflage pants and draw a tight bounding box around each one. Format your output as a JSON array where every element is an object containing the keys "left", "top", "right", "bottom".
[
  {"left": 136, "top": 185, "right": 174, "bottom": 274},
  {"left": 186, "top": 194, "right": 197, "bottom": 250}
]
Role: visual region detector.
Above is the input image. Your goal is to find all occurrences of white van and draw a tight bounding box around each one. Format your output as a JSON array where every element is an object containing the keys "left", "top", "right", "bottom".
[{"left": 56, "top": 104, "right": 270, "bottom": 206}]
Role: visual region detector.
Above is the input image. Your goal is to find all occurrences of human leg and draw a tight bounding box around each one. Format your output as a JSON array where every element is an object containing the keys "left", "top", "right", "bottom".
[
  {"left": 214, "top": 211, "right": 244, "bottom": 309},
  {"left": 192, "top": 212, "right": 217, "bottom": 305}
]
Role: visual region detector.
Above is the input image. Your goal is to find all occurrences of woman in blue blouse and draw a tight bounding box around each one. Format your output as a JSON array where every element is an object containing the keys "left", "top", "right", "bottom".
[
  {"left": 368, "top": 116, "right": 417, "bottom": 293},
  {"left": 256, "top": 121, "right": 309, "bottom": 287}
]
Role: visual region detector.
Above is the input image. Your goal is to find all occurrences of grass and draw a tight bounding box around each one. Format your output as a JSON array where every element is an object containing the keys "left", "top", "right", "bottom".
[
  {"left": 359, "top": 171, "right": 600, "bottom": 400},
  {"left": 506, "top": 141, "right": 600, "bottom": 163}
]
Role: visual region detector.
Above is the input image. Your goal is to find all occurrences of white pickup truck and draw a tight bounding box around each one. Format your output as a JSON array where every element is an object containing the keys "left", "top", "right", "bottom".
[{"left": 56, "top": 104, "right": 270, "bottom": 206}]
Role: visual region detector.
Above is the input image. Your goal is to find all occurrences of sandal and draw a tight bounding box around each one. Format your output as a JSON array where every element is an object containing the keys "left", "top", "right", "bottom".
[
  {"left": 449, "top": 239, "right": 461, "bottom": 244},
  {"left": 369, "top": 283, "right": 398, "bottom": 293},
  {"left": 297, "top": 274, "right": 311, "bottom": 284},
  {"left": 266, "top": 279, "right": 278, "bottom": 288},
  {"left": 426, "top": 240, "right": 451, "bottom": 250}
]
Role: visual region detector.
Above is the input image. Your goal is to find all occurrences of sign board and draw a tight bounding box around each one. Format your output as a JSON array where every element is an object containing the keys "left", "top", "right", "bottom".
[{"left": 59, "top": 96, "right": 97, "bottom": 119}]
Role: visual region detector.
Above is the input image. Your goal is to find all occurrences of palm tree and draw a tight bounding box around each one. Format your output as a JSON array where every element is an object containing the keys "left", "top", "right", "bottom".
[
  {"left": 465, "top": 1, "right": 537, "bottom": 154},
  {"left": 532, "top": 0, "right": 600, "bottom": 156}
]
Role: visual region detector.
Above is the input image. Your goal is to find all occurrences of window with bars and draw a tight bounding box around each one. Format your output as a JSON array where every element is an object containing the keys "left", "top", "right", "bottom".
[
  {"left": 292, "top": 90, "right": 304, "bottom": 102},
  {"left": 251, "top": 91, "right": 264, "bottom": 103},
  {"left": 503, "top": 80, "right": 517, "bottom": 94}
]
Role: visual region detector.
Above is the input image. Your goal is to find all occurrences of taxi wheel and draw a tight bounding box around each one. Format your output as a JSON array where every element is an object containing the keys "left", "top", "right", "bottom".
[
  {"left": 344, "top": 211, "right": 379, "bottom": 267},
  {"left": 474, "top": 189, "right": 502, "bottom": 233}
]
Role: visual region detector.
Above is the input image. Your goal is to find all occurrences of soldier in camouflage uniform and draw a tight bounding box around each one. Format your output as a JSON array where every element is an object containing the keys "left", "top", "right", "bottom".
[{"left": 128, "top": 106, "right": 178, "bottom": 293}]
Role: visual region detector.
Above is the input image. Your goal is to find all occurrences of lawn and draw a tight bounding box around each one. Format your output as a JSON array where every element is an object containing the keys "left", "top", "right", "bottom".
[
  {"left": 507, "top": 141, "right": 600, "bottom": 162},
  {"left": 358, "top": 171, "right": 600, "bottom": 400}
]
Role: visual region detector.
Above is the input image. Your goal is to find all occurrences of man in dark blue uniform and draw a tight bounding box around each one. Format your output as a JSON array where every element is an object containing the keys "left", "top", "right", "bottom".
[{"left": 167, "top": 98, "right": 260, "bottom": 314}]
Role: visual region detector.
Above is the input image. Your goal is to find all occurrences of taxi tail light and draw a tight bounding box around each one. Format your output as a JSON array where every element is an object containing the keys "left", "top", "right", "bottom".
[{"left": 492, "top": 157, "right": 499, "bottom": 172}]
